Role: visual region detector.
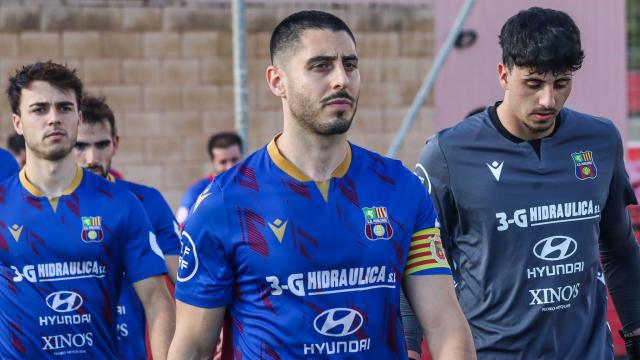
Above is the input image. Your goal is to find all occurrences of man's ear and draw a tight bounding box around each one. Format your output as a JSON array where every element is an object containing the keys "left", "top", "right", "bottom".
[
  {"left": 497, "top": 63, "right": 510, "bottom": 91},
  {"left": 266, "top": 65, "right": 287, "bottom": 99},
  {"left": 12, "top": 113, "right": 23, "bottom": 135},
  {"left": 112, "top": 134, "right": 120, "bottom": 154}
]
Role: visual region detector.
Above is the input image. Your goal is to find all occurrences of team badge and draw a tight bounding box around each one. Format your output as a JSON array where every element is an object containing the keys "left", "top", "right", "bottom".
[
  {"left": 363, "top": 206, "right": 393, "bottom": 241},
  {"left": 571, "top": 151, "right": 597, "bottom": 180},
  {"left": 81, "top": 216, "right": 104, "bottom": 243}
]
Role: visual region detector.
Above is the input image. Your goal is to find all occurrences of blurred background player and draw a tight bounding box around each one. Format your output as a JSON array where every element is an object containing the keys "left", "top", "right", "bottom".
[
  {"left": 405, "top": 7, "right": 640, "bottom": 359},
  {"left": 175, "top": 132, "right": 242, "bottom": 226},
  {"left": 0, "top": 61, "right": 175, "bottom": 359},
  {"left": 7, "top": 133, "right": 26, "bottom": 167},
  {"left": 169, "top": 10, "right": 475, "bottom": 360},
  {"left": 74, "top": 94, "right": 181, "bottom": 360},
  {"left": 0, "top": 147, "right": 18, "bottom": 180}
]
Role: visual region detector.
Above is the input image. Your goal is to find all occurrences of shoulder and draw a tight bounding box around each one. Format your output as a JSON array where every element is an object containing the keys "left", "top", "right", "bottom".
[
  {"left": 435, "top": 111, "right": 491, "bottom": 147},
  {"left": 83, "top": 171, "right": 142, "bottom": 208},
  {"left": 210, "top": 146, "right": 267, "bottom": 192},
  {"left": 118, "top": 179, "right": 164, "bottom": 204},
  {"left": 561, "top": 107, "right": 620, "bottom": 136},
  {"left": 349, "top": 143, "right": 418, "bottom": 185}
]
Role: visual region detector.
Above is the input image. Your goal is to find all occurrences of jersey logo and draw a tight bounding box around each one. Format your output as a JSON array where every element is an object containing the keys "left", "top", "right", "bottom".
[
  {"left": 363, "top": 206, "right": 393, "bottom": 241},
  {"left": 572, "top": 151, "right": 597, "bottom": 180},
  {"left": 486, "top": 161, "right": 504, "bottom": 181},
  {"left": 192, "top": 191, "right": 211, "bottom": 214},
  {"left": 9, "top": 224, "right": 23, "bottom": 242},
  {"left": 268, "top": 218, "right": 288, "bottom": 243},
  {"left": 80, "top": 216, "right": 103, "bottom": 243}
]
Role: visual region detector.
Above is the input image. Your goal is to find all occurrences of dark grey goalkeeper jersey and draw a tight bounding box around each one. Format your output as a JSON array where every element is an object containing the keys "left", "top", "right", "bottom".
[{"left": 416, "top": 107, "right": 640, "bottom": 359}]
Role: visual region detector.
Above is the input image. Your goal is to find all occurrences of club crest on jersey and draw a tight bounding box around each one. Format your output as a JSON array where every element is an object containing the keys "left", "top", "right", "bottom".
[
  {"left": 571, "top": 151, "right": 597, "bottom": 180},
  {"left": 81, "top": 216, "right": 103, "bottom": 243},
  {"left": 363, "top": 206, "right": 393, "bottom": 241}
]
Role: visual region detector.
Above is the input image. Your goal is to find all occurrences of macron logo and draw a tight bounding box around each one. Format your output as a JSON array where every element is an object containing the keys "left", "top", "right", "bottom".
[{"left": 486, "top": 161, "right": 504, "bottom": 181}]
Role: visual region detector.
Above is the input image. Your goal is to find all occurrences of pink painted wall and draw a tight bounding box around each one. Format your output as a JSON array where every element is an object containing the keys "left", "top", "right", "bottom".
[{"left": 433, "top": 0, "right": 627, "bottom": 137}]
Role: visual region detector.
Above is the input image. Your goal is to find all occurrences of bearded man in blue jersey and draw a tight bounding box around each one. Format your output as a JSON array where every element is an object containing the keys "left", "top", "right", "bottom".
[
  {"left": 73, "top": 94, "right": 182, "bottom": 360},
  {"left": 403, "top": 7, "right": 640, "bottom": 360},
  {"left": 0, "top": 61, "right": 175, "bottom": 359},
  {"left": 169, "top": 10, "right": 475, "bottom": 360}
]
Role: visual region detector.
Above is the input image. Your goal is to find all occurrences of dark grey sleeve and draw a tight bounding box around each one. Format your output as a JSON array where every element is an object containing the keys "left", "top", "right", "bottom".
[
  {"left": 599, "top": 129, "right": 640, "bottom": 334},
  {"left": 400, "top": 289, "right": 422, "bottom": 354},
  {"left": 401, "top": 136, "right": 457, "bottom": 353},
  {"left": 414, "top": 136, "right": 457, "bottom": 253}
]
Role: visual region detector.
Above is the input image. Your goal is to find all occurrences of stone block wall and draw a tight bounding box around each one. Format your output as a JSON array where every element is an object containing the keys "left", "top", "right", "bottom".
[{"left": 0, "top": 0, "right": 435, "bottom": 209}]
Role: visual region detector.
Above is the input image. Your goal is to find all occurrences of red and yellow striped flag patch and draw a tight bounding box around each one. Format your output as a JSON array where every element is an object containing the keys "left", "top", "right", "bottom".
[{"left": 405, "top": 228, "right": 450, "bottom": 276}]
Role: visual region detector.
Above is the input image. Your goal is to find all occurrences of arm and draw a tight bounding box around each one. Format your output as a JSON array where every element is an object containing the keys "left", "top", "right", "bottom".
[
  {"left": 598, "top": 128, "right": 640, "bottom": 353},
  {"left": 400, "top": 288, "right": 423, "bottom": 359},
  {"left": 133, "top": 275, "right": 176, "bottom": 360},
  {"left": 404, "top": 275, "right": 475, "bottom": 360},
  {"left": 165, "top": 255, "right": 179, "bottom": 283},
  {"left": 146, "top": 188, "right": 183, "bottom": 284},
  {"left": 168, "top": 301, "right": 225, "bottom": 360}
]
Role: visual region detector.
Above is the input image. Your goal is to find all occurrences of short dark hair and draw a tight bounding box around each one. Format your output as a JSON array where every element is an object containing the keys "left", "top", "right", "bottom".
[
  {"left": 207, "top": 132, "right": 242, "bottom": 159},
  {"left": 6, "top": 61, "right": 83, "bottom": 116},
  {"left": 499, "top": 7, "right": 584, "bottom": 75},
  {"left": 7, "top": 133, "right": 25, "bottom": 154},
  {"left": 269, "top": 10, "right": 356, "bottom": 64},
  {"left": 80, "top": 94, "right": 117, "bottom": 137}
]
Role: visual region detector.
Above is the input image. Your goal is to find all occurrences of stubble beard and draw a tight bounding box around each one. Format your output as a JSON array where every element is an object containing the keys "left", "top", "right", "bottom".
[
  {"left": 288, "top": 88, "right": 358, "bottom": 136},
  {"left": 29, "top": 140, "right": 74, "bottom": 162}
]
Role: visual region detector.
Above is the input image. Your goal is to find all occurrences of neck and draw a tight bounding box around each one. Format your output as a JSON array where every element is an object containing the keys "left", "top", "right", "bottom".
[
  {"left": 23, "top": 151, "right": 78, "bottom": 198},
  {"left": 496, "top": 99, "right": 554, "bottom": 140},
  {"left": 278, "top": 119, "right": 348, "bottom": 181}
]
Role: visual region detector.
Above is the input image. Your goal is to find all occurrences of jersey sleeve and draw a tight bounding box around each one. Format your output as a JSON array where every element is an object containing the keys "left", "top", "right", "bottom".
[
  {"left": 174, "top": 182, "right": 233, "bottom": 308},
  {"left": 404, "top": 160, "right": 452, "bottom": 277},
  {"left": 145, "top": 188, "right": 182, "bottom": 256},
  {"left": 415, "top": 135, "right": 458, "bottom": 253},
  {"left": 123, "top": 192, "right": 168, "bottom": 283},
  {"left": 599, "top": 125, "right": 640, "bottom": 333}
]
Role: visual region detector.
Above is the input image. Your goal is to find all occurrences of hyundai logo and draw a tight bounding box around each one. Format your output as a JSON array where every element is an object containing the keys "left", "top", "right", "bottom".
[
  {"left": 46, "top": 291, "right": 83, "bottom": 313},
  {"left": 533, "top": 236, "right": 577, "bottom": 261},
  {"left": 313, "top": 308, "right": 363, "bottom": 337}
]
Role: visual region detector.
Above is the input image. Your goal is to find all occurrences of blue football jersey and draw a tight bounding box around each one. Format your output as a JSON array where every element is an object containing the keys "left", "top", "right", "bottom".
[
  {"left": 0, "top": 168, "right": 167, "bottom": 358},
  {"left": 0, "top": 148, "right": 19, "bottom": 181},
  {"left": 114, "top": 178, "right": 181, "bottom": 360},
  {"left": 176, "top": 176, "right": 212, "bottom": 226},
  {"left": 176, "top": 138, "right": 450, "bottom": 359}
]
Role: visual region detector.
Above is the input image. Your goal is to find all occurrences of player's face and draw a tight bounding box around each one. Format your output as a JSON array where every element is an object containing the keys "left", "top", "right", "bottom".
[
  {"left": 284, "top": 29, "right": 360, "bottom": 135},
  {"left": 74, "top": 121, "right": 118, "bottom": 178},
  {"left": 12, "top": 81, "right": 79, "bottom": 162},
  {"left": 211, "top": 144, "right": 241, "bottom": 173},
  {"left": 499, "top": 64, "right": 572, "bottom": 138}
]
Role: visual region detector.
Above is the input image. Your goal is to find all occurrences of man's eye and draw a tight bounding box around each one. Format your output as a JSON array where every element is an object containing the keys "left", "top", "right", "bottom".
[
  {"left": 74, "top": 144, "right": 87, "bottom": 150},
  {"left": 312, "top": 63, "right": 330, "bottom": 70},
  {"left": 344, "top": 62, "right": 358, "bottom": 70},
  {"left": 526, "top": 81, "right": 542, "bottom": 89}
]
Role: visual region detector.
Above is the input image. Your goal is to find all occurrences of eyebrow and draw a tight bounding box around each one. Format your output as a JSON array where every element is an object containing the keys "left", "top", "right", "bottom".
[
  {"left": 306, "top": 54, "right": 359, "bottom": 65},
  {"left": 28, "top": 101, "right": 76, "bottom": 108},
  {"left": 75, "top": 139, "right": 111, "bottom": 146}
]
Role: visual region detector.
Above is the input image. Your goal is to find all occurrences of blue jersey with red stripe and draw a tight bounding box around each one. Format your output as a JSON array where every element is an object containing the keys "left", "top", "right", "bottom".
[
  {"left": 0, "top": 168, "right": 167, "bottom": 358},
  {"left": 115, "top": 179, "right": 181, "bottom": 360},
  {"left": 175, "top": 138, "right": 450, "bottom": 359}
]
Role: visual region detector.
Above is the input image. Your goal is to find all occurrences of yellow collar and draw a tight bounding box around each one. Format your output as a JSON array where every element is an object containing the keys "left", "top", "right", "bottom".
[
  {"left": 266, "top": 134, "right": 351, "bottom": 182},
  {"left": 19, "top": 166, "right": 84, "bottom": 197}
]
